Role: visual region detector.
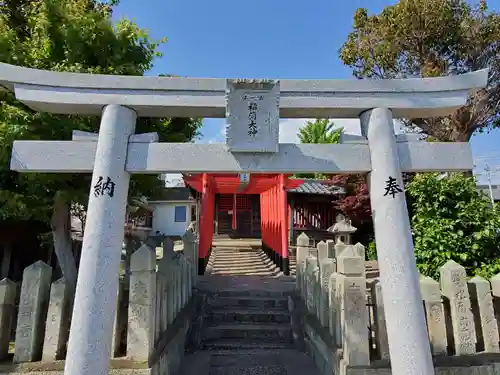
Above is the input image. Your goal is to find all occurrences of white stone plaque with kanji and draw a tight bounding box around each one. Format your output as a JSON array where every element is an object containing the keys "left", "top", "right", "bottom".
[{"left": 225, "top": 79, "right": 280, "bottom": 153}]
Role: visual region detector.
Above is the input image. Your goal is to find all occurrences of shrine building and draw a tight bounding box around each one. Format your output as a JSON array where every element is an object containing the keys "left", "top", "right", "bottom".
[{"left": 183, "top": 173, "right": 344, "bottom": 275}]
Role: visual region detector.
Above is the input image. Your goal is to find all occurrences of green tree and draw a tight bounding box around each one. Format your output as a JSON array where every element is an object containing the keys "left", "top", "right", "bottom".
[
  {"left": 406, "top": 173, "right": 500, "bottom": 279},
  {"left": 295, "top": 119, "right": 373, "bottom": 243},
  {"left": 297, "top": 119, "right": 342, "bottom": 144},
  {"left": 0, "top": 0, "right": 202, "bottom": 287},
  {"left": 339, "top": 0, "right": 500, "bottom": 142},
  {"left": 295, "top": 119, "right": 341, "bottom": 179}
]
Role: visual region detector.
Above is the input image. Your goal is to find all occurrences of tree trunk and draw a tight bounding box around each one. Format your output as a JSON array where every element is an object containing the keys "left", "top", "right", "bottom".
[
  {"left": 51, "top": 191, "right": 78, "bottom": 293},
  {"left": 1, "top": 245, "right": 12, "bottom": 279}
]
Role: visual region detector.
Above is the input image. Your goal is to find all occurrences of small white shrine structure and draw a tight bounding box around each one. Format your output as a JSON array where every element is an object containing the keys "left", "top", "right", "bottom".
[{"left": 1, "top": 62, "right": 488, "bottom": 375}]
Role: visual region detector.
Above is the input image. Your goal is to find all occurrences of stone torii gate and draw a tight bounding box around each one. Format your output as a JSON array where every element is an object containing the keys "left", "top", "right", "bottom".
[{"left": 1, "top": 62, "right": 488, "bottom": 375}]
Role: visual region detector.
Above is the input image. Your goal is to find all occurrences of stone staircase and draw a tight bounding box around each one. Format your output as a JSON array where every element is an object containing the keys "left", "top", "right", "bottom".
[
  {"left": 207, "top": 351, "right": 288, "bottom": 375},
  {"left": 180, "top": 349, "right": 321, "bottom": 375},
  {"left": 177, "top": 239, "right": 379, "bottom": 375},
  {"left": 206, "top": 244, "right": 282, "bottom": 276},
  {"left": 180, "top": 276, "right": 321, "bottom": 375},
  {"left": 201, "top": 288, "right": 294, "bottom": 350}
]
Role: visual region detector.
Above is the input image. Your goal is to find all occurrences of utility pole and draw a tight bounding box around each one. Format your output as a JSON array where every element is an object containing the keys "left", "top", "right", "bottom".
[{"left": 476, "top": 164, "right": 500, "bottom": 206}]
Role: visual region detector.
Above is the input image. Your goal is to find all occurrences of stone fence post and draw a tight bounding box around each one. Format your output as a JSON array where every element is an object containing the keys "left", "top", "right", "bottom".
[
  {"left": 305, "top": 256, "right": 319, "bottom": 315},
  {"left": 317, "top": 241, "right": 328, "bottom": 264},
  {"left": 0, "top": 279, "right": 16, "bottom": 360},
  {"left": 296, "top": 233, "right": 310, "bottom": 294},
  {"left": 159, "top": 241, "right": 182, "bottom": 326},
  {"left": 319, "top": 259, "right": 335, "bottom": 329},
  {"left": 13, "top": 261, "right": 52, "bottom": 363},
  {"left": 370, "top": 278, "right": 389, "bottom": 360},
  {"left": 42, "top": 277, "right": 72, "bottom": 361},
  {"left": 468, "top": 276, "right": 499, "bottom": 353},
  {"left": 490, "top": 273, "right": 500, "bottom": 346},
  {"left": 336, "top": 251, "right": 370, "bottom": 368},
  {"left": 182, "top": 231, "right": 197, "bottom": 287},
  {"left": 127, "top": 244, "right": 156, "bottom": 360},
  {"left": 440, "top": 260, "right": 476, "bottom": 355},
  {"left": 420, "top": 276, "right": 447, "bottom": 356},
  {"left": 112, "top": 281, "right": 125, "bottom": 358}
]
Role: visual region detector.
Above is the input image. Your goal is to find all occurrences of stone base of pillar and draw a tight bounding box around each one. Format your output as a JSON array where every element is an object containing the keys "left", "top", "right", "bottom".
[
  {"left": 281, "top": 257, "right": 290, "bottom": 276},
  {"left": 198, "top": 253, "right": 211, "bottom": 275},
  {"left": 274, "top": 251, "right": 281, "bottom": 269},
  {"left": 262, "top": 242, "right": 290, "bottom": 275},
  {"left": 262, "top": 242, "right": 272, "bottom": 263}
]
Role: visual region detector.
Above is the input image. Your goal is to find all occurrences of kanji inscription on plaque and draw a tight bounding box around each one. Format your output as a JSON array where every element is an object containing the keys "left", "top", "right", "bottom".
[{"left": 225, "top": 79, "right": 280, "bottom": 153}]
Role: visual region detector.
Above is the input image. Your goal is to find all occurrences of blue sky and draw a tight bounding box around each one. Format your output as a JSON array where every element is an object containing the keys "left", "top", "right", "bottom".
[{"left": 113, "top": 0, "right": 500, "bottom": 184}]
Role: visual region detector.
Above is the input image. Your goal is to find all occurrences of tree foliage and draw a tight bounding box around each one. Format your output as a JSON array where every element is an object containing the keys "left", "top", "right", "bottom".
[
  {"left": 0, "top": 0, "right": 202, "bottom": 223},
  {"left": 340, "top": 0, "right": 500, "bottom": 141},
  {"left": 295, "top": 119, "right": 342, "bottom": 179},
  {"left": 406, "top": 173, "right": 500, "bottom": 278},
  {"left": 295, "top": 119, "right": 373, "bottom": 243},
  {"left": 297, "top": 119, "right": 342, "bottom": 144},
  {"left": 330, "top": 174, "right": 372, "bottom": 245}
]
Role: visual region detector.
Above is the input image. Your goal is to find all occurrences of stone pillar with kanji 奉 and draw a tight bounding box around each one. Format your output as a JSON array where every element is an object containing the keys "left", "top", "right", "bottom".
[{"left": 361, "top": 107, "right": 434, "bottom": 375}]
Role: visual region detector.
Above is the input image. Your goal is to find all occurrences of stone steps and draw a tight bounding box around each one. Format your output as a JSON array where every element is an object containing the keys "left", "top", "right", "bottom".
[
  {"left": 208, "top": 308, "right": 290, "bottom": 324},
  {"left": 210, "top": 269, "right": 282, "bottom": 277},
  {"left": 204, "top": 323, "right": 293, "bottom": 341},
  {"left": 206, "top": 246, "right": 281, "bottom": 276},
  {"left": 209, "top": 262, "right": 277, "bottom": 270},
  {"left": 210, "top": 295, "right": 289, "bottom": 310},
  {"left": 206, "top": 351, "right": 317, "bottom": 375},
  {"left": 209, "top": 362, "right": 286, "bottom": 375},
  {"left": 179, "top": 349, "right": 322, "bottom": 375},
  {"left": 184, "top": 274, "right": 324, "bottom": 375},
  {"left": 200, "top": 280, "right": 293, "bottom": 352},
  {"left": 204, "top": 338, "right": 295, "bottom": 350},
  {"left": 209, "top": 258, "right": 273, "bottom": 263}
]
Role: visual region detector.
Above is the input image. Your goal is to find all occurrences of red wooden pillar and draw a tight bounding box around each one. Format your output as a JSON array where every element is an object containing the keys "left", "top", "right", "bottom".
[
  {"left": 198, "top": 173, "right": 215, "bottom": 275},
  {"left": 266, "top": 189, "right": 270, "bottom": 251},
  {"left": 260, "top": 191, "right": 266, "bottom": 248},
  {"left": 279, "top": 174, "right": 290, "bottom": 275},
  {"left": 267, "top": 185, "right": 273, "bottom": 264},
  {"left": 272, "top": 180, "right": 279, "bottom": 268},
  {"left": 260, "top": 188, "right": 273, "bottom": 262},
  {"left": 267, "top": 188, "right": 272, "bottom": 260},
  {"left": 267, "top": 186, "right": 273, "bottom": 262},
  {"left": 272, "top": 185, "right": 279, "bottom": 265},
  {"left": 232, "top": 193, "right": 237, "bottom": 230}
]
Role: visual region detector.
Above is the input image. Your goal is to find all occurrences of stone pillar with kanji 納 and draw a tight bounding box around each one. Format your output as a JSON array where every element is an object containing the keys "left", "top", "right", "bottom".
[{"left": 64, "top": 105, "right": 137, "bottom": 375}]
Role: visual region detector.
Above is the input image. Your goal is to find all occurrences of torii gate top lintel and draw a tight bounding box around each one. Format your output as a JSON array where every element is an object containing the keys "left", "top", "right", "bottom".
[
  {"left": 4, "top": 63, "right": 487, "bottom": 175},
  {"left": 0, "top": 62, "right": 489, "bottom": 118}
]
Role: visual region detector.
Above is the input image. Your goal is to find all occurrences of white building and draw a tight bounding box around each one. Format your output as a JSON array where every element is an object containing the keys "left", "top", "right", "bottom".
[{"left": 150, "top": 187, "right": 198, "bottom": 237}]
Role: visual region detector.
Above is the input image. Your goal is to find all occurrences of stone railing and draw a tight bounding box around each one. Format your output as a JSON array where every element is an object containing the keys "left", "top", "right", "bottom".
[
  {"left": 0, "top": 230, "right": 198, "bottom": 375},
  {"left": 294, "top": 232, "right": 500, "bottom": 375}
]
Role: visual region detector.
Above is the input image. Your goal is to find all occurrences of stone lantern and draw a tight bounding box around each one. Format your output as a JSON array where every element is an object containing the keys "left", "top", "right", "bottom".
[{"left": 327, "top": 214, "right": 357, "bottom": 244}]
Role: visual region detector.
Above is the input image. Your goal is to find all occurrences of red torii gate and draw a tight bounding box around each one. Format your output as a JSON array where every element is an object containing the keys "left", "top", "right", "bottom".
[{"left": 183, "top": 173, "right": 303, "bottom": 275}]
